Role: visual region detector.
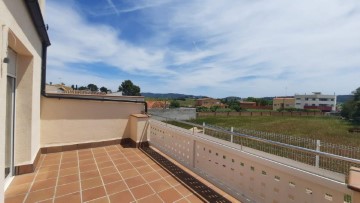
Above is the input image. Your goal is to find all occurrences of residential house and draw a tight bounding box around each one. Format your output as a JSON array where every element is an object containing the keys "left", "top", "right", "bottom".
[
  {"left": 1, "top": 0, "right": 50, "bottom": 200},
  {"left": 273, "top": 97, "right": 295, "bottom": 110},
  {"left": 195, "top": 97, "right": 226, "bottom": 108},
  {"left": 45, "top": 84, "right": 73, "bottom": 94},
  {"left": 295, "top": 92, "right": 336, "bottom": 112},
  {"left": 239, "top": 101, "right": 256, "bottom": 108},
  {"left": 146, "top": 101, "right": 168, "bottom": 109}
]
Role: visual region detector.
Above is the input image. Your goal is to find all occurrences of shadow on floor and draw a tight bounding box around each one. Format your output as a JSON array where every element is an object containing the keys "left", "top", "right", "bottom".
[{"left": 139, "top": 147, "right": 232, "bottom": 203}]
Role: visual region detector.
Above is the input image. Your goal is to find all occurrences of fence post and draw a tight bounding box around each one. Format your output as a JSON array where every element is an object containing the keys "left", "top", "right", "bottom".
[
  {"left": 231, "top": 127, "right": 234, "bottom": 143},
  {"left": 316, "top": 140, "right": 321, "bottom": 168},
  {"left": 192, "top": 139, "right": 196, "bottom": 168},
  {"left": 203, "top": 122, "right": 205, "bottom": 135}
]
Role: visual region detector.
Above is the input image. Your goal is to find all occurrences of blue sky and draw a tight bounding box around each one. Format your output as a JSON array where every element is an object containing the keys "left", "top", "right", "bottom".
[{"left": 46, "top": 0, "right": 360, "bottom": 98}]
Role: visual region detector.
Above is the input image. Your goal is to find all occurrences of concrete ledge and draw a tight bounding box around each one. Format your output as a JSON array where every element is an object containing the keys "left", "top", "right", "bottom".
[
  {"left": 131, "top": 114, "right": 149, "bottom": 118},
  {"left": 348, "top": 167, "right": 360, "bottom": 192}
]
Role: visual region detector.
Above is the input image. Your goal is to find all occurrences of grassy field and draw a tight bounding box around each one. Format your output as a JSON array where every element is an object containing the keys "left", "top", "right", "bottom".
[
  {"left": 178, "top": 98, "right": 196, "bottom": 107},
  {"left": 172, "top": 116, "right": 360, "bottom": 147}
]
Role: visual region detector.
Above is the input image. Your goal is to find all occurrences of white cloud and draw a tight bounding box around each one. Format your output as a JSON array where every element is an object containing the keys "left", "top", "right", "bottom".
[
  {"left": 46, "top": 0, "right": 360, "bottom": 97},
  {"left": 47, "top": 1, "right": 171, "bottom": 76}
]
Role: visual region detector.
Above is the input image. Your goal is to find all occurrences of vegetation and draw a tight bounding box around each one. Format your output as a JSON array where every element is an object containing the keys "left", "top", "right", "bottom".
[
  {"left": 174, "top": 116, "right": 360, "bottom": 146},
  {"left": 87, "top": 84, "right": 99, "bottom": 92},
  {"left": 118, "top": 80, "right": 141, "bottom": 96},
  {"left": 341, "top": 87, "right": 360, "bottom": 122},
  {"left": 244, "top": 97, "right": 273, "bottom": 106},
  {"left": 71, "top": 83, "right": 110, "bottom": 92},
  {"left": 178, "top": 98, "right": 196, "bottom": 107},
  {"left": 169, "top": 100, "right": 180, "bottom": 108},
  {"left": 221, "top": 97, "right": 242, "bottom": 112},
  {"left": 100, "top": 86, "right": 109, "bottom": 93}
]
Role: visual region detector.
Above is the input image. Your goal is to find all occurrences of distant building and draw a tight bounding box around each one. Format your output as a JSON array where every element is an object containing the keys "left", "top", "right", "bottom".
[
  {"left": 146, "top": 101, "right": 169, "bottom": 109},
  {"left": 273, "top": 98, "right": 295, "bottom": 110},
  {"left": 294, "top": 92, "right": 336, "bottom": 112},
  {"left": 45, "top": 84, "right": 73, "bottom": 93},
  {"left": 239, "top": 101, "right": 256, "bottom": 108},
  {"left": 107, "top": 91, "right": 123, "bottom": 96},
  {"left": 196, "top": 98, "right": 226, "bottom": 108},
  {"left": 46, "top": 84, "right": 106, "bottom": 95}
]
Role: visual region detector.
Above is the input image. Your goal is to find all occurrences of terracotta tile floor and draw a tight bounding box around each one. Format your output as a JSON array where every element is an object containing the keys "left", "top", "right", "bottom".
[{"left": 5, "top": 145, "right": 238, "bottom": 203}]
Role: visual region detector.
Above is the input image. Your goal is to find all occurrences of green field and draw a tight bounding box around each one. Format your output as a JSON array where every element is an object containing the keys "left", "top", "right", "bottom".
[
  {"left": 172, "top": 116, "right": 360, "bottom": 147},
  {"left": 178, "top": 98, "right": 196, "bottom": 107}
]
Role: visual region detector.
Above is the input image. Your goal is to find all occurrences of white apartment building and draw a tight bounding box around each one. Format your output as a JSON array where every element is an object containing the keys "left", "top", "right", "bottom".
[{"left": 294, "top": 92, "right": 336, "bottom": 112}]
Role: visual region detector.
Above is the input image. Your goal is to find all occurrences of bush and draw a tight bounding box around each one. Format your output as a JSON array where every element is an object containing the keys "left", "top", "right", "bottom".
[
  {"left": 196, "top": 106, "right": 210, "bottom": 112},
  {"left": 169, "top": 100, "right": 180, "bottom": 108}
]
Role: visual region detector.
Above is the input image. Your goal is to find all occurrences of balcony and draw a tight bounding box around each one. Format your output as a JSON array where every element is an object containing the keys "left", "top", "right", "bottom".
[
  {"left": 3, "top": 96, "right": 360, "bottom": 203},
  {"left": 5, "top": 144, "right": 237, "bottom": 203}
]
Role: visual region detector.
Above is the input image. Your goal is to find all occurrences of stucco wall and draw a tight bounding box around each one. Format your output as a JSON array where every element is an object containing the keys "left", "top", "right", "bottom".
[
  {"left": 0, "top": 21, "right": 7, "bottom": 203},
  {"left": 129, "top": 114, "right": 149, "bottom": 143},
  {"left": 1, "top": 0, "right": 43, "bottom": 200},
  {"left": 41, "top": 97, "right": 144, "bottom": 147}
]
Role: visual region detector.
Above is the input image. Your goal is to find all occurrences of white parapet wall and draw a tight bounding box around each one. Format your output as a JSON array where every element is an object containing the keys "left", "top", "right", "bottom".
[{"left": 148, "top": 120, "right": 358, "bottom": 203}]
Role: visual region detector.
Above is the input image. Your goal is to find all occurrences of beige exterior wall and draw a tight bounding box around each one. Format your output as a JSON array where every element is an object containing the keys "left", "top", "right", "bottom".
[
  {"left": 1, "top": 0, "right": 44, "bottom": 200},
  {"left": 129, "top": 114, "right": 149, "bottom": 143},
  {"left": 0, "top": 19, "right": 7, "bottom": 203},
  {"left": 3, "top": 0, "right": 43, "bottom": 167},
  {"left": 273, "top": 98, "right": 295, "bottom": 110},
  {"left": 41, "top": 97, "right": 144, "bottom": 147},
  {"left": 38, "top": 0, "right": 46, "bottom": 16}
]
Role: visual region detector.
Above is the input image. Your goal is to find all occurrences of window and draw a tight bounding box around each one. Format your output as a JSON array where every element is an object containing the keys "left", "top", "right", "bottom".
[
  {"left": 319, "top": 98, "right": 328, "bottom": 101},
  {"left": 331, "top": 99, "right": 334, "bottom": 101},
  {"left": 296, "top": 103, "right": 301, "bottom": 105},
  {"left": 296, "top": 98, "right": 301, "bottom": 100},
  {"left": 305, "top": 98, "right": 309, "bottom": 101},
  {"left": 312, "top": 98, "right": 316, "bottom": 101}
]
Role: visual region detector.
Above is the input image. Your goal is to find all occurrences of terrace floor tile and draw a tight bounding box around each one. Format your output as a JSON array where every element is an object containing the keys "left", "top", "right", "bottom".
[{"left": 5, "top": 144, "right": 236, "bottom": 202}]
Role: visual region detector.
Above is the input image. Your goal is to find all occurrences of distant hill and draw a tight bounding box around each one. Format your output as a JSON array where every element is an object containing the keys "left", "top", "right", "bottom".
[
  {"left": 221, "top": 96, "right": 242, "bottom": 101},
  {"left": 337, "top": 95, "right": 353, "bottom": 103},
  {"left": 141, "top": 92, "right": 204, "bottom": 99},
  {"left": 142, "top": 93, "right": 354, "bottom": 103}
]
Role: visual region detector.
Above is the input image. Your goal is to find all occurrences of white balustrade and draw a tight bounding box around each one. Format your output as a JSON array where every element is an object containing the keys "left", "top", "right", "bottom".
[{"left": 148, "top": 120, "right": 357, "bottom": 203}]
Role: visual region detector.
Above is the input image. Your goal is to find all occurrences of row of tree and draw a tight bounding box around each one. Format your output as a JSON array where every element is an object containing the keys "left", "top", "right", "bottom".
[
  {"left": 244, "top": 97, "right": 273, "bottom": 106},
  {"left": 71, "top": 84, "right": 110, "bottom": 93},
  {"left": 341, "top": 87, "right": 360, "bottom": 121},
  {"left": 69, "top": 80, "right": 141, "bottom": 96}
]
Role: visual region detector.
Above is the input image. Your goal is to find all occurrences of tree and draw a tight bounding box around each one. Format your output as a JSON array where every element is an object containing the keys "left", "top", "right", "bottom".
[
  {"left": 78, "top": 86, "right": 87, "bottom": 90},
  {"left": 221, "top": 98, "right": 242, "bottom": 112},
  {"left": 196, "top": 106, "right": 209, "bottom": 112},
  {"left": 341, "top": 87, "right": 360, "bottom": 121},
  {"left": 100, "top": 87, "right": 109, "bottom": 93},
  {"left": 87, "top": 84, "right": 98, "bottom": 92},
  {"left": 118, "top": 80, "right": 141, "bottom": 96},
  {"left": 169, "top": 100, "right": 180, "bottom": 108},
  {"left": 228, "top": 102, "right": 242, "bottom": 112},
  {"left": 353, "top": 87, "right": 360, "bottom": 101},
  {"left": 210, "top": 105, "right": 220, "bottom": 112}
]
